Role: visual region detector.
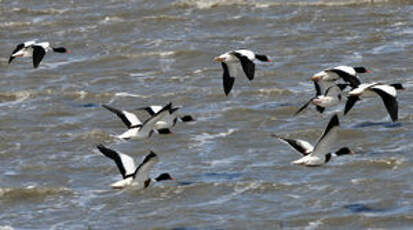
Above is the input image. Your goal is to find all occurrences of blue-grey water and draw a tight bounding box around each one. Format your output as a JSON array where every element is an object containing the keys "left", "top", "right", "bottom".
[{"left": 0, "top": 0, "right": 412, "bottom": 229}]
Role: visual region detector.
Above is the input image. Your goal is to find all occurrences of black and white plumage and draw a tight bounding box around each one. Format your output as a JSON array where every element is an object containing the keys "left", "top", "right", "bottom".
[
  {"left": 274, "top": 114, "right": 354, "bottom": 166},
  {"left": 295, "top": 81, "right": 349, "bottom": 115},
  {"left": 97, "top": 144, "right": 174, "bottom": 189},
  {"left": 8, "top": 41, "right": 69, "bottom": 68},
  {"left": 102, "top": 102, "right": 172, "bottom": 140},
  {"left": 311, "top": 66, "right": 370, "bottom": 89},
  {"left": 213, "top": 49, "right": 271, "bottom": 95},
  {"left": 137, "top": 104, "right": 195, "bottom": 134},
  {"left": 344, "top": 83, "right": 405, "bottom": 122}
]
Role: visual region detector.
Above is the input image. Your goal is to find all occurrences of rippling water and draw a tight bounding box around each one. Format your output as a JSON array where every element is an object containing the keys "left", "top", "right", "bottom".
[{"left": 0, "top": 0, "right": 412, "bottom": 229}]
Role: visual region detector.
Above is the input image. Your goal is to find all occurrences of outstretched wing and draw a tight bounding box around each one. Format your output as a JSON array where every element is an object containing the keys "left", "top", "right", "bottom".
[
  {"left": 326, "top": 69, "right": 361, "bottom": 88},
  {"left": 232, "top": 51, "right": 255, "bottom": 81},
  {"left": 8, "top": 43, "right": 25, "bottom": 64},
  {"left": 313, "top": 80, "right": 322, "bottom": 96},
  {"left": 32, "top": 45, "right": 46, "bottom": 68},
  {"left": 343, "top": 96, "right": 360, "bottom": 115},
  {"left": 102, "top": 104, "right": 141, "bottom": 128},
  {"left": 134, "top": 151, "right": 159, "bottom": 185},
  {"left": 371, "top": 85, "right": 398, "bottom": 122},
  {"left": 140, "top": 102, "right": 172, "bottom": 134},
  {"left": 311, "top": 114, "right": 340, "bottom": 158},
  {"left": 97, "top": 144, "right": 136, "bottom": 179},
  {"left": 272, "top": 134, "right": 313, "bottom": 155},
  {"left": 222, "top": 62, "right": 235, "bottom": 96},
  {"left": 294, "top": 98, "right": 313, "bottom": 116}
]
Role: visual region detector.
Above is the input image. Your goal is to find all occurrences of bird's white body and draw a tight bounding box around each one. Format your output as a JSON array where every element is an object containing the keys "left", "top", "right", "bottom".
[
  {"left": 146, "top": 105, "right": 178, "bottom": 130},
  {"left": 349, "top": 83, "right": 396, "bottom": 98},
  {"left": 313, "top": 66, "right": 357, "bottom": 82},
  {"left": 96, "top": 145, "right": 172, "bottom": 189},
  {"left": 216, "top": 49, "right": 256, "bottom": 64},
  {"left": 291, "top": 115, "right": 340, "bottom": 166},
  {"left": 103, "top": 103, "right": 171, "bottom": 140},
  {"left": 312, "top": 85, "right": 343, "bottom": 107}
]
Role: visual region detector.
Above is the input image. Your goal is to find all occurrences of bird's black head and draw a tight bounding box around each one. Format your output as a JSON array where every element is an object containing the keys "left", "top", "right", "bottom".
[
  {"left": 353, "top": 66, "right": 369, "bottom": 73},
  {"left": 390, "top": 83, "right": 405, "bottom": 90},
  {"left": 180, "top": 115, "right": 195, "bottom": 122},
  {"left": 155, "top": 173, "right": 175, "bottom": 182},
  {"left": 335, "top": 147, "right": 355, "bottom": 156},
  {"left": 52, "top": 47, "right": 70, "bottom": 53},
  {"left": 255, "top": 54, "right": 272, "bottom": 62}
]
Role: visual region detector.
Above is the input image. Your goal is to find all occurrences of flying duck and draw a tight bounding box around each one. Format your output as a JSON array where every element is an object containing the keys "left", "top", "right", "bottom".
[
  {"left": 295, "top": 81, "right": 349, "bottom": 115},
  {"left": 8, "top": 40, "right": 70, "bottom": 68},
  {"left": 273, "top": 114, "right": 354, "bottom": 166},
  {"left": 213, "top": 49, "right": 271, "bottom": 95},
  {"left": 311, "top": 66, "right": 370, "bottom": 89},
  {"left": 102, "top": 102, "right": 172, "bottom": 140},
  {"left": 97, "top": 144, "right": 174, "bottom": 189},
  {"left": 344, "top": 83, "right": 405, "bottom": 122},
  {"left": 136, "top": 104, "right": 195, "bottom": 134}
]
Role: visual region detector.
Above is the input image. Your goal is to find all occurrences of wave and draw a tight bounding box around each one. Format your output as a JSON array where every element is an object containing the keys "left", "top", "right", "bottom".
[
  {"left": 0, "top": 91, "right": 32, "bottom": 107},
  {"left": 0, "top": 226, "right": 14, "bottom": 230},
  {"left": 0, "top": 186, "right": 71, "bottom": 199},
  {"left": 8, "top": 7, "right": 68, "bottom": 15},
  {"left": 173, "top": 0, "right": 408, "bottom": 9}
]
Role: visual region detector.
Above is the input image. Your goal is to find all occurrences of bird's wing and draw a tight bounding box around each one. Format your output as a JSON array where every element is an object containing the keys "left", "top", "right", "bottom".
[
  {"left": 97, "top": 144, "right": 136, "bottom": 179},
  {"left": 371, "top": 85, "right": 398, "bottom": 122},
  {"left": 222, "top": 62, "right": 235, "bottom": 96},
  {"left": 102, "top": 104, "right": 141, "bottom": 128},
  {"left": 272, "top": 134, "right": 313, "bottom": 155},
  {"left": 343, "top": 95, "right": 360, "bottom": 115},
  {"left": 8, "top": 43, "right": 25, "bottom": 64},
  {"left": 311, "top": 114, "right": 340, "bottom": 158},
  {"left": 326, "top": 69, "right": 361, "bottom": 88},
  {"left": 134, "top": 151, "right": 159, "bottom": 185},
  {"left": 232, "top": 51, "right": 255, "bottom": 81},
  {"left": 32, "top": 45, "right": 46, "bottom": 68},
  {"left": 294, "top": 98, "right": 314, "bottom": 116},
  {"left": 313, "top": 80, "right": 322, "bottom": 96},
  {"left": 140, "top": 102, "right": 172, "bottom": 134}
]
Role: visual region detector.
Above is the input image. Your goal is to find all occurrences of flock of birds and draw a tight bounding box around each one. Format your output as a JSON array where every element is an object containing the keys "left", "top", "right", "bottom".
[{"left": 8, "top": 41, "right": 405, "bottom": 189}]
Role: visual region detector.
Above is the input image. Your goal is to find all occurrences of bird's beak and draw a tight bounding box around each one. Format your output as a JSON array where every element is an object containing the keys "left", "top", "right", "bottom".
[
  {"left": 170, "top": 177, "right": 176, "bottom": 180},
  {"left": 213, "top": 57, "right": 225, "bottom": 62},
  {"left": 311, "top": 75, "right": 321, "bottom": 81},
  {"left": 350, "top": 151, "right": 356, "bottom": 154},
  {"left": 66, "top": 50, "right": 71, "bottom": 54},
  {"left": 366, "top": 70, "right": 371, "bottom": 73}
]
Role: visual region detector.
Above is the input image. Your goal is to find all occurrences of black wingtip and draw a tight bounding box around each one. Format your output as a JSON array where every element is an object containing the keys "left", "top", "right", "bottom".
[
  {"left": 344, "top": 96, "right": 360, "bottom": 115},
  {"left": 163, "top": 102, "right": 172, "bottom": 112},
  {"left": 148, "top": 151, "right": 157, "bottom": 158},
  {"left": 170, "top": 107, "right": 180, "bottom": 114},
  {"left": 329, "top": 114, "right": 340, "bottom": 128},
  {"left": 8, "top": 56, "right": 14, "bottom": 64},
  {"left": 224, "top": 76, "right": 235, "bottom": 96},
  {"left": 96, "top": 144, "right": 110, "bottom": 153}
]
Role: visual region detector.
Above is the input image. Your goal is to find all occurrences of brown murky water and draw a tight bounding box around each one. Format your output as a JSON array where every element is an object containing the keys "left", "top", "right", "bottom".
[{"left": 0, "top": 0, "right": 412, "bottom": 229}]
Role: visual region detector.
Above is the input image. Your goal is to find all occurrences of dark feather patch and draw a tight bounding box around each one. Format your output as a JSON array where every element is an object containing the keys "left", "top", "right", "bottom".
[
  {"left": 371, "top": 88, "right": 398, "bottom": 122},
  {"left": 222, "top": 63, "right": 235, "bottom": 96},
  {"left": 327, "top": 69, "right": 361, "bottom": 88},
  {"left": 102, "top": 104, "right": 133, "bottom": 128},
  {"left": 232, "top": 52, "right": 255, "bottom": 80},
  {"left": 344, "top": 96, "right": 360, "bottom": 115},
  {"left": 32, "top": 46, "right": 46, "bottom": 68},
  {"left": 97, "top": 144, "right": 129, "bottom": 179}
]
